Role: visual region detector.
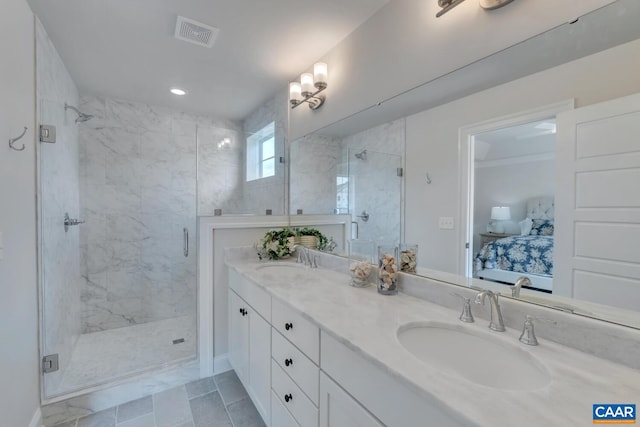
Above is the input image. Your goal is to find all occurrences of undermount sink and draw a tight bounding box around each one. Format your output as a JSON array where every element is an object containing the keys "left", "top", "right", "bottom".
[
  {"left": 397, "top": 322, "right": 550, "bottom": 391},
  {"left": 255, "top": 262, "right": 307, "bottom": 273}
]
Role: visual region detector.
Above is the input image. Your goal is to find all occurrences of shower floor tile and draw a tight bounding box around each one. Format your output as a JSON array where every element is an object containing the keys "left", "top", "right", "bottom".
[{"left": 56, "top": 315, "right": 196, "bottom": 395}]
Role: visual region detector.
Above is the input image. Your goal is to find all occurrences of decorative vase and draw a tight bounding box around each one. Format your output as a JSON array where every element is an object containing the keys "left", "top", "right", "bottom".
[
  {"left": 299, "top": 235, "right": 318, "bottom": 249},
  {"left": 399, "top": 244, "right": 418, "bottom": 273},
  {"left": 377, "top": 245, "right": 399, "bottom": 295},
  {"left": 348, "top": 239, "right": 374, "bottom": 288}
]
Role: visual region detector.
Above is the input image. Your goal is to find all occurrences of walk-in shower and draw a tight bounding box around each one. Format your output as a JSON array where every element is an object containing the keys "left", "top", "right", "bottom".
[
  {"left": 38, "top": 96, "right": 198, "bottom": 400},
  {"left": 64, "top": 102, "right": 93, "bottom": 123}
]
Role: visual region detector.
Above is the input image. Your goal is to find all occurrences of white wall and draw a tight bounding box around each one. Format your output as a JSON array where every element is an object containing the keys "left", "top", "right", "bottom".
[
  {"left": 0, "top": 0, "right": 41, "bottom": 425},
  {"left": 289, "top": 0, "right": 614, "bottom": 139},
  {"left": 405, "top": 38, "right": 640, "bottom": 274}
]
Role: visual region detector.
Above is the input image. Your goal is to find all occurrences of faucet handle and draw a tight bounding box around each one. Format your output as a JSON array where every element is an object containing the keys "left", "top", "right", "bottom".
[
  {"left": 451, "top": 293, "right": 474, "bottom": 323},
  {"left": 519, "top": 315, "right": 556, "bottom": 346}
]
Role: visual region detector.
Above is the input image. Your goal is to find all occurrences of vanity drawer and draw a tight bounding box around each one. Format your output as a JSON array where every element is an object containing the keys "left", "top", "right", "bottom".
[
  {"left": 229, "top": 269, "right": 271, "bottom": 319},
  {"left": 272, "top": 391, "right": 301, "bottom": 427},
  {"left": 272, "top": 298, "right": 320, "bottom": 364},
  {"left": 272, "top": 359, "right": 318, "bottom": 427},
  {"left": 272, "top": 328, "right": 320, "bottom": 405}
]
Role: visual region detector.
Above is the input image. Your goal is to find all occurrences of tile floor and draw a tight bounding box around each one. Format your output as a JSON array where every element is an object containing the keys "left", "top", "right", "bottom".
[{"left": 52, "top": 371, "right": 265, "bottom": 427}]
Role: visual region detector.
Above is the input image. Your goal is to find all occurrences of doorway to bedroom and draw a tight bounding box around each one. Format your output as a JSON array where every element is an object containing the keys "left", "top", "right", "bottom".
[{"left": 459, "top": 101, "right": 575, "bottom": 295}]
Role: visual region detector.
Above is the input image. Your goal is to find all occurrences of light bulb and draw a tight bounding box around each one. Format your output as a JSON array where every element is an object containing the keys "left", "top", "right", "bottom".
[
  {"left": 313, "top": 63, "right": 328, "bottom": 89},
  {"left": 300, "top": 73, "right": 314, "bottom": 96}
]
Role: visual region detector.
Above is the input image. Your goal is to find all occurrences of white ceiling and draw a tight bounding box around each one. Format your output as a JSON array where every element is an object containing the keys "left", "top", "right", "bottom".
[
  {"left": 475, "top": 119, "right": 556, "bottom": 161},
  {"left": 26, "top": 0, "right": 389, "bottom": 121}
]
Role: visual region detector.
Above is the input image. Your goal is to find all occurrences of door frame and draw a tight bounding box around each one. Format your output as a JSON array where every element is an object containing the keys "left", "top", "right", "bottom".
[{"left": 457, "top": 100, "right": 575, "bottom": 277}]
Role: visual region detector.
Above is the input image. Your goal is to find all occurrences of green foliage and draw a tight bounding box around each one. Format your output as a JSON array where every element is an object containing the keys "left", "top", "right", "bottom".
[{"left": 255, "top": 228, "right": 295, "bottom": 260}]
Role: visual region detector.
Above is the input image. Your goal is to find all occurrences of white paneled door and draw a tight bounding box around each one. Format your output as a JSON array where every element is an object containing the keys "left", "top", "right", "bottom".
[{"left": 555, "top": 92, "right": 640, "bottom": 310}]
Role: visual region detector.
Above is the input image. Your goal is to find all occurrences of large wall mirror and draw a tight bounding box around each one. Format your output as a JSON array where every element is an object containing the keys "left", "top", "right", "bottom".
[{"left": 288, "top": 0, "right": 640, "bottom": 330}]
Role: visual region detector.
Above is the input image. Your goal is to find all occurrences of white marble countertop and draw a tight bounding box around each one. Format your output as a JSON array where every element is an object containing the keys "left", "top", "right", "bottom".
[{"left": 226, "top": 258, "right": 640, "bottom": 427}]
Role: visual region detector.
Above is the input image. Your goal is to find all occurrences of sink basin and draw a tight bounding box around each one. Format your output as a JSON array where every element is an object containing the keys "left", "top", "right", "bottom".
[
  {"left": 255, "top": 262, "right": 307, "bottom": 274},
  {"left": 397, "top": 322, "right": 550, "bottom": 391}
]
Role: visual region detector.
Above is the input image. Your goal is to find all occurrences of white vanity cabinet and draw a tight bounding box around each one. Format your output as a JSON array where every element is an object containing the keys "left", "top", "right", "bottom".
[
  {"left": 319, "top": 373, "right": 384, "bottom": 427},
  {"left": 228, "top": 270, "right": 271, "bottom": 425},
  {"left": 270, "top": 298, "right": 321, "bottom": 427}
]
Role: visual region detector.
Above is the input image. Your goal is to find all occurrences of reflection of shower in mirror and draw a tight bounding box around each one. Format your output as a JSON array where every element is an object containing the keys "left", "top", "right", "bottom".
[{"left": 354, "top": 149, "right": 367, "bottom": 160}]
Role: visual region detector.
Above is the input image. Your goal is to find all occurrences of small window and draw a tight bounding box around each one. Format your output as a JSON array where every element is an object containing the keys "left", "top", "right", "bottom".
[{"left": 246, "top": 122, "right": 276, "bottom": 181}]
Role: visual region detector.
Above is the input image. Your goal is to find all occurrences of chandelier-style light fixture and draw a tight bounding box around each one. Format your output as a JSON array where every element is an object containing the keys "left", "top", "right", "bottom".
[{"left": 289, "top": 62, "right": 328, "bottom": 110}]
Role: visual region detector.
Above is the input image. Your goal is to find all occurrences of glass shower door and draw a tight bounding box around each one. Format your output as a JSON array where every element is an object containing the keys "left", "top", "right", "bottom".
[
  {"left": 39, "top": 95, "right": 198, "bottom": 399},
  {"left": 348, "top": 149, "right": 402, "bottom": 244}
]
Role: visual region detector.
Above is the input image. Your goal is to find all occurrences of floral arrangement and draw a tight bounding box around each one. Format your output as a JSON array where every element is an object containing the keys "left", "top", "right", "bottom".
[
  {"left": 255, "top": 228, "right": 296, "bottom": 260},
  {"left": 294, "top": 227, "right": 337, "bottom": 252},
  {"left": 255, "top": 227, "right": 337, "bottom": 260}
]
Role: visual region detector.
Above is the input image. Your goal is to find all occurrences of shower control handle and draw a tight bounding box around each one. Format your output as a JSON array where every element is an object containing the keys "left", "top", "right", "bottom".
[
  {"left": 284, "top": 393, "right": 293, "bottom": 403},
  {"left": 356, "top": 211, "right": 370, "bottom": 222},
  {"left": 284, "top": 358, "right": 293, "bottom": 367},
  {"left": 239, "top": 308, "right": 247, "bottom": 316},
  {"left": 63, "top": 212, "right": 85, "bottom": 233},
  {"left": 285, "top": 322, "right": 293, "bottom": 331}
]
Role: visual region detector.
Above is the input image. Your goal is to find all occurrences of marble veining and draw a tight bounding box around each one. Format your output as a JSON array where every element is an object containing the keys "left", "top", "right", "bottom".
[
  {"left": 226, "top": 252, "right": 640, "bottom": 427},
  {"left": 79, "top": 95, "right": 199, "bottom": 332}
]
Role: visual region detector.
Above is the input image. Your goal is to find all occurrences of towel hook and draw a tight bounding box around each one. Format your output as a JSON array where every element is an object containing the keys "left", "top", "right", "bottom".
[
  {"left": 426, "top": 172, "right": 432, "bottom": 184},
  {"left": 8, "top": 127, "right": 28, "bottom": 151}
]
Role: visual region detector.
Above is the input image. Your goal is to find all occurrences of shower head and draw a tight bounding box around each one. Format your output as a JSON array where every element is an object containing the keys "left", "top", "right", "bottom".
[
  {"left": 354, "top": 149, "right": 367, "bottom": 160},
  {"left": 64, "top": 103, "right": 94, "bottom": 123}
]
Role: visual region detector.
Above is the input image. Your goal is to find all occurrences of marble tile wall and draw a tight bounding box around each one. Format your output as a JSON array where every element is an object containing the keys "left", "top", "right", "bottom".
[
  {"left": 78, "top": 95, "right": 243, "bottom": 332},
  {"left": 36, "top": 18, "right": 84, "bottom": 395},
  {"left": 289, "top": 133, "right": 343, "bottom": 214},
  {"left": 241, "top": 91, "right": 288, "bottom": 215},
  {"left": 197, "top": 125, "right": 246, "bottom": 215}
]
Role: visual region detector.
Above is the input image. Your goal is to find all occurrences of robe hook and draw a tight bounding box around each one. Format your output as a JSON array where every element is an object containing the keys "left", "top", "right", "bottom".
[{"left": 8, "top": 127, "right": 28, "bottom": 151}]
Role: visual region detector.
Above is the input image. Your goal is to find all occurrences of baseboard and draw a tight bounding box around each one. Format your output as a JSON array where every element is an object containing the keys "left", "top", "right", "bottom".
[
  {"left": 213, "top": 354, "right": 231, "bottom": 375},
  {"left": 28, "top": 407, "right": 42, "bottom": 427}
]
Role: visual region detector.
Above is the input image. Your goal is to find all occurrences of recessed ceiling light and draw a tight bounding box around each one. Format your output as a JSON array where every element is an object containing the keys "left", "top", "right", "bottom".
[{"left": 170, "top": 88, "right": 187, "bottom": 96}]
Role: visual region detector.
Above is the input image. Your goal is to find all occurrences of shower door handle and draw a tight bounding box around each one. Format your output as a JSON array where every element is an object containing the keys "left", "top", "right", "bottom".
[{"left": 183, "top": 227, "right": 189, "bottom": 257}]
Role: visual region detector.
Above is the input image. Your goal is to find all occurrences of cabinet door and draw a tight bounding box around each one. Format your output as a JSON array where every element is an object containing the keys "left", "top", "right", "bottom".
[
  {"left": 228, "top": 291, "right": 249, "bottom": 383},
  {"left": 319, "top": 373, "right": 383, "bottom": 427},
  {"left": 272, "top": 391, "right": 300, "bottom": 427},
  {"left": 249, "top": 310, "right": 271, "bottom": 424}
]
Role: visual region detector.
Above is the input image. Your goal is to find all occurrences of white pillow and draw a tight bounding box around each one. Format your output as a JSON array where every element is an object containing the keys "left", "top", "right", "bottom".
[{"left": 519, "top": 218, "right": 533, "bottom": 236}]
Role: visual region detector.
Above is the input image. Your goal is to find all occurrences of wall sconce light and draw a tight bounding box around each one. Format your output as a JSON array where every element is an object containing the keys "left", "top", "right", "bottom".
[
  {"left": 289, "top": 62, "right": 328, "bottom": 110},
  {"left": 436, "top": 0, "right": 515, "bottom": 17}
]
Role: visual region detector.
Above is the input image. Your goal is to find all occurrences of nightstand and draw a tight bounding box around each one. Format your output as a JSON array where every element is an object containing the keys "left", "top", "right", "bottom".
[{"left": 479, "top": 232, "right": 515, "bottom": 247}]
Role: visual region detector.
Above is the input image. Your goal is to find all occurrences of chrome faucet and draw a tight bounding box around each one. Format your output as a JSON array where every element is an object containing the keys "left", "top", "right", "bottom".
[
  {"left": 293, "top": 245, "right": 315, "bottom": 268},
  {"left": 474, "top": 289, "right": 506, "bottom": 332},
  {"left": 511, "top": 276, "right": 532, "bottom": 298}
]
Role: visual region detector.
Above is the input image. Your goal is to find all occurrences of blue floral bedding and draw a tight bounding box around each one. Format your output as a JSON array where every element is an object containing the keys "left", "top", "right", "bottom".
[{"left": 474, "top": 235, "right": 554, "bottom": 277}]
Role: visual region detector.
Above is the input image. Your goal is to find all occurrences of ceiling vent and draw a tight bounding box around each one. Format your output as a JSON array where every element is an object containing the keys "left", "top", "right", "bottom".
[{"left": 174, "top": 16, "right": 219, "bottom": 48}]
